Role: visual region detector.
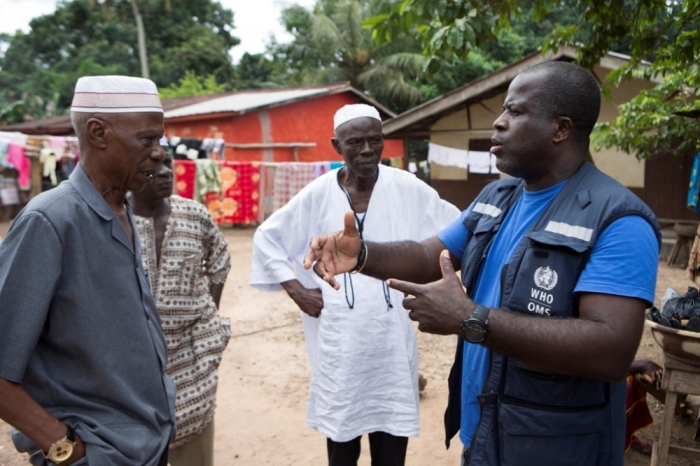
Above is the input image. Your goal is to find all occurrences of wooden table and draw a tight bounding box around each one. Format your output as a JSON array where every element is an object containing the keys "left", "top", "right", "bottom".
[{"left": 651, "top": 355, "right": 700, "bottom": 465}]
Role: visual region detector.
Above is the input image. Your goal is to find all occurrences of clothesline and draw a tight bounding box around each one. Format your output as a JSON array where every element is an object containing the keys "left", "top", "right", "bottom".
[
  {"left": 0, "top": 129, "right": 405, "bottom": 225},
  {"left": 427, "top": 142, "right": 500, "bottom": 174},
  {"left": 173, "top": 157, "right": 404, "bottom": 225}
]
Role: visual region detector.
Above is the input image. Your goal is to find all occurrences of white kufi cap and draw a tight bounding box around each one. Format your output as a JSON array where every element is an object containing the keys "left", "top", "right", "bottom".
[
  {"left": 333, "top": 104, "right": 381, "bottom": 131},
  {"left": 71, "top": 75, "right": 163, "bottom": 113}
]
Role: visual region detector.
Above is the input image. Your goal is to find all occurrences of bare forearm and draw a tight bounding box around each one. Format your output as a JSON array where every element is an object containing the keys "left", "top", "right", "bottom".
[
  {"left": 484, "top": 306, "right": 643, "bottom": 382},
  {"left": 390, "top": 253, "right": 645, "bottom": 383},
  {"left": 361, "top": 240, "right": 443, "bottom": 284},
  {"left": 0, "top": 378, "right": 69, "bottom": 451},
  {"left": 209, "top": 283, "right": 224, "bottom": 308},
  {"left": 281, "top": 279, "right": 323, "bottom": 317}
]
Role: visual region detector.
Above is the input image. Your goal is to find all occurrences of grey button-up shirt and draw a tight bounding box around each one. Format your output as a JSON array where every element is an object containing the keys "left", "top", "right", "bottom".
[{"left": 0, "top": 164, "right": 175, "bottom": 465}]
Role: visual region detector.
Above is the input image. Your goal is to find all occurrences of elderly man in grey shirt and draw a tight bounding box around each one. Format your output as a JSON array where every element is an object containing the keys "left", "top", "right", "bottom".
[{"left": 0, "top": 76, "right": 175, "bottom": 465}]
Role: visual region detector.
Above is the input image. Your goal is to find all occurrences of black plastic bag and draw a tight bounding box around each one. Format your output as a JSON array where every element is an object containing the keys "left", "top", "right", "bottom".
[{"left": 649, "top": 287, "right": 700, "bottom": 331}]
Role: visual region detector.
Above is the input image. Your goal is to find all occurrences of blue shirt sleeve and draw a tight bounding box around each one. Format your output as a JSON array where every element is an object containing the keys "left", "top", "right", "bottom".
[
  {"left": 437, "top": 206, "right": 472, "bottom": 258},
  {"left": 574, "top": 215, "right": 659, "bottom": 306}
]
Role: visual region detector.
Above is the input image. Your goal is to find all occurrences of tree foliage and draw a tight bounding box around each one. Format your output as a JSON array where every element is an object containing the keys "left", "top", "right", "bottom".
[
  {"left": 365, "top": 0, "right": 700, "bottom": 159},
  {"left": 158, "top": 70, "right": 226, "bottom": 99},
  {"left": 269, "top": 0, "right": 428, "bottom": 113},
  {"left": 0, "top": 0, "right": 239, "bottom": 123}
]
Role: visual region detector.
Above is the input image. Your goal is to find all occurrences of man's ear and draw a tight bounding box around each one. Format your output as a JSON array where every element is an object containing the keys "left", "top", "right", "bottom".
[
  {"left": 85, "top": 117, "right": 109, "bottom": 150},
  {"left": 331, "top": 137, "right": 342, "bottom": 156},
  {"left": 552, "top": 116, "right": 572, "bottom": 144}
]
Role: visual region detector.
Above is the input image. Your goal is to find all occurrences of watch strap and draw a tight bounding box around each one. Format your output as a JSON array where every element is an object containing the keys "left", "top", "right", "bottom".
[
  {"left": 471, "top": 304, "right": 490, "bottom": 323},
  {"left": 65, "top": 423, "right": 76, "bottom": 442}
]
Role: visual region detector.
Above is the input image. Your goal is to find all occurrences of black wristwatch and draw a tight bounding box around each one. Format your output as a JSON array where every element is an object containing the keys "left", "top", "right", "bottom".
[{"left": 460, "top": 304, "right": 490, "bottom": 344}]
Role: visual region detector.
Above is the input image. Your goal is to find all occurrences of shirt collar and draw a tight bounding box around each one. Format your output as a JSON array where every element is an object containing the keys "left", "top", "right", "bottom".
[{"left": 70, "top": 162, "right": 120, "bottom": 221}]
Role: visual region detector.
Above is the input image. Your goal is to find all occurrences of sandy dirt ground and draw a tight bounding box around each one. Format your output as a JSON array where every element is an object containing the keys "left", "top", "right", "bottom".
[{"left": 1, "top": 224, "right": 700, "bottom": 466}]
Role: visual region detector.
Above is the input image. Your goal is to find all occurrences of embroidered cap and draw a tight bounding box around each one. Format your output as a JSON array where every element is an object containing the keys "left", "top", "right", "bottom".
[
  {"left": 333, "top": 104, "right": 381, "bottom": 131},
  {"left": 71, "top": 76, "right": 163, "bottom": 113}
]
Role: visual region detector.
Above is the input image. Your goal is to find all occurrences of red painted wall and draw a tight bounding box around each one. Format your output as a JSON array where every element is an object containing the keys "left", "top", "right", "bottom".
[{"left": 165, "top": 92, "right": 404, "bottom": 163}]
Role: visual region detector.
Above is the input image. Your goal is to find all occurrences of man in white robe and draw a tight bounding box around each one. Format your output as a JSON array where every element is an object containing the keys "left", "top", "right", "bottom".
[{"left": 250, "top": 104, "right": 459, "bottom": 466}]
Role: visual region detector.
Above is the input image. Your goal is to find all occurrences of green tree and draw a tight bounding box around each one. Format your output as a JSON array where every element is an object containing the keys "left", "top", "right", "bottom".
[
  {"left": 365, "top": 0, "right": 700, "bottom": 159},
  {"left": 158, "top": 70, "right": 226, "bottom": 99},
  {"left": 420, "top": 2, "right": 586, "bottom": 99},
  {"left": 232, "top": 52, "right": 289, "bottom": 89},
  {"left": 271, "top": 0, "right": 427, "bottom": 113},
  {"left": 0, "top": 0, "right": 239, "bottom": 123}
]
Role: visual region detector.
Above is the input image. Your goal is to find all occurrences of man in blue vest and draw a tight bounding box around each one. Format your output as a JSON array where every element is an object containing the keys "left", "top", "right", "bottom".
[{"left": 302, "top": 61, "right": 661, "bottom": 465}]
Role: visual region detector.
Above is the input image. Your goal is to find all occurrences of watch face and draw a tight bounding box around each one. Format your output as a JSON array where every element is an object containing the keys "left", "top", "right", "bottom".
[
  {"left": 463, "top": 321, "right": 487, "bottom": 343},
  {"left": 48, "top": 441, "right": 74, "bottom": 462}
]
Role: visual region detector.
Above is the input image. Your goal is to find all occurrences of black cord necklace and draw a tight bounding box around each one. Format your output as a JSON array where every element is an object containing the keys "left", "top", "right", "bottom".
[{"left": 337, "top": 170, "right": 393, "bottom": 311}]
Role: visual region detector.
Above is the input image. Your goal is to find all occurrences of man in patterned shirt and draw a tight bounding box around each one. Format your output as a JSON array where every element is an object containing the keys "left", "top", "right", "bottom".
[{"left": 131, "top": 141, "right": 231, "bottom": 466}]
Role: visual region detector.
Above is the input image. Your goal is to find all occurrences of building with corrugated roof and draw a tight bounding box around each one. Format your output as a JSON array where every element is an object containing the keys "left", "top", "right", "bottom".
[
  {"left": 1, "top": 82, "right": 404, "bottom": 163},
  {"left": 162, "top": 82, "right": 403, "bottom": 163}
]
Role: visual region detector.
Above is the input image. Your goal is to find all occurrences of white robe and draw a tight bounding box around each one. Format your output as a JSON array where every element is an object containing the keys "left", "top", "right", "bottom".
[{"left": 250, "top": 165, "right": 460, "bottom": 441}]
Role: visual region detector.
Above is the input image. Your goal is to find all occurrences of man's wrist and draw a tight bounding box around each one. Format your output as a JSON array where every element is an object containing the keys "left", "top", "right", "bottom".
[
  {"left": 44, "top": 422, "right": 77, "bottom": 464},
  {"left": 460, "top": 304, "right": 490, "bottom": 343},
  {"left": 350, "top": 240, "right": 367, "bottom": 274},
  {"left": 281, "top": 279, "right": 301, "bottom": 295}
]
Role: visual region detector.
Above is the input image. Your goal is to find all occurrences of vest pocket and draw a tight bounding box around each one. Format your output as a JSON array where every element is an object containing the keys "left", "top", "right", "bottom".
[
  {"left": 498, "top": 400, "right": 605, "bottom": 466},
  {"left": 504, "top": 231, "right": 589, "bottom": 318},
  {"left": 502, "top": 361, "right": 608, "bottom": 408},
  {"left": 497, "top": 359, "right": 609, "bottom": 466}
]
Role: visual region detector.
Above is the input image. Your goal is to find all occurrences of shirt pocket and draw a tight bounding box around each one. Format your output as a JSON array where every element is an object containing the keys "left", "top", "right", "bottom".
[{"left": 160, "top": 253, "right": 201, "bottom": 296}]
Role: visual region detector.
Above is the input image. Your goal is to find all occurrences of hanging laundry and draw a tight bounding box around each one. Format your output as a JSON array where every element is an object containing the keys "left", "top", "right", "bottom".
[
  {"left": 389, "top": 157, "right": 403, "bottom": 169},
  {"left": 65, "top": 137, "right": 80, "bottom": 159},
  {"left": 174, "top": 160, "right": 196, "bottom": 200},
  {"left": 688, "top": 153, "right": 700, "bottom": 214},
  {"left": 214, "top": 161, "right": 261, "bottom": 225},
  {"left": 171, "top": 138, "right": 203, "bottom": 160},
  {"left": 63, "top": 137, "right": 80, "bottom": 177},
  {"left": 467, "top": 151, "right": 491, "bottom": 174},
  {"left": 0, "top": 131, "right": 28, "bottom": 146},
  {"left": 0, "top": 139, "right": 10, "bottom": 168},
  {"left": 187, "top": 148, "right": 199, "bottom": 160},
  {"left": 7, "top": 143, "right": 30, "bottom": 190},
  {"left": 330, "top": 161, "right": 343, "bottom": 170},
  {"left": 313, "top": 161, "right": 331, "bottom": 179},
  {"left": 47, "top": 136, "right": 67, "bottom": 159},
  {"left": 40, "top": 148, "right": 58, "bottom": 186},
  {"left": 490, "top": 154, "right": 500, "bottom": 174},
  {"left": 428, "top": 142, "right": 469, "bottom": 169},
  {"left": 195, "top": 159, "right": 221, "bottom": 204},
  {"left": 200, "top": 138, "right": 215, "bottom": 158},
  {"left": 212, "top": 139, "right": 226, "bottom": 160},
  {"left": 272, "top": 162, "right": 316, "bottom": 211}
]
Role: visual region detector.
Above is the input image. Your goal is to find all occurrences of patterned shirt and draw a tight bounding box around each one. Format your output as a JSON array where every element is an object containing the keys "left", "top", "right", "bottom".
[{"left": 135, "top": 195, "right": 231, "bottom": 448}]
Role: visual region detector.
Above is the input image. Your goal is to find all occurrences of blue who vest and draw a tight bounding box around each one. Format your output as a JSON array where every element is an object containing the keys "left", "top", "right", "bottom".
[{"left": 445, "top": 162, "right": 661, "bottom": 466}]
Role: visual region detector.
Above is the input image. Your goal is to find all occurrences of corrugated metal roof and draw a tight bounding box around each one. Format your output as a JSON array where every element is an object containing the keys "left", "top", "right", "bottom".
[{"left": 163, "top": 87, "right": 330, "bottom": 119}]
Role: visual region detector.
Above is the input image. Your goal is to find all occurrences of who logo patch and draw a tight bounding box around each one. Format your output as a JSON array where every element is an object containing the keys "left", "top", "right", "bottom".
[{"left": 533, "top": 266, "right": 558, "bottom": 291}]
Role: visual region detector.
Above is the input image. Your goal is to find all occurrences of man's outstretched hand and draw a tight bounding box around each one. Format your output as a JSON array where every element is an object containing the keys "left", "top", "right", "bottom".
[
  {"left": 387, "top": 250, "right": 473, "bottom": 335},
  {"left": 304, "top": 210, "right": 362, "bottom": 290}
]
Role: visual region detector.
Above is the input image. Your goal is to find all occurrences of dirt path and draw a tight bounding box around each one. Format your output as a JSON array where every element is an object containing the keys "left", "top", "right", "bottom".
[{"left": 1, "top": 225, "right": 699, "bottom": 465}]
